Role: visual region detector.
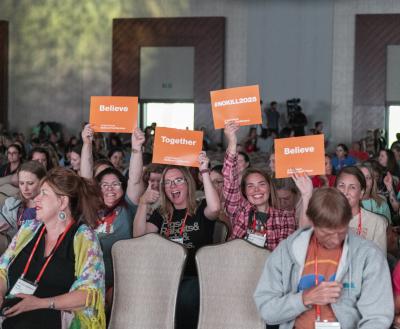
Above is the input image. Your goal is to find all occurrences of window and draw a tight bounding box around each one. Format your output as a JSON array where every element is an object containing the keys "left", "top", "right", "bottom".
[
  {"left": 142, "top": 102, "right": 194, "bottom": 130},
  {"left": 387, "top": 105, "right": 400, "bottom": 146}
]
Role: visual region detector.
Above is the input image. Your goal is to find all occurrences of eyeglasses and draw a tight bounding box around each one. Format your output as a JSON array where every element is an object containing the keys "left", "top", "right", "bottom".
[
  {"left": 7, "top": 151, "right": 19, "bottom": 156},
  {"left": 100, "top": 181, "right": 122, "bottom": 190},
  {"left": 163, "top": 177, "right": 186, "bottom": 187}
]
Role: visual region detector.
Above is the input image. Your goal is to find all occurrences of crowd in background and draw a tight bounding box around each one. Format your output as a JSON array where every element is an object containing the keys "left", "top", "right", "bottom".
[{"left": 0, "top": 100, "right": 397, "bottom": 328}]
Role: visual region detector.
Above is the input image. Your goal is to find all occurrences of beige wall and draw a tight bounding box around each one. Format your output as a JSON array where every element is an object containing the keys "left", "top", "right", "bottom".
[
  {"left": 0, "top": 0, "right": 249, "bottom": 141},
  {"left": 331, "top": 0, "right": 400, "bottom": 145},
  {"left": 1, "top": 0, "right": 399, "bottom": 147}
]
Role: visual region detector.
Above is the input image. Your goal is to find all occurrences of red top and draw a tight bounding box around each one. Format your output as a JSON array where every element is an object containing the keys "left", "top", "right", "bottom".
[
  {"left": 311, "top": 175, "right": 336, "bottom": 188},
  {"left": 349, "top": 150, "right": 369, "bottom": 162}
]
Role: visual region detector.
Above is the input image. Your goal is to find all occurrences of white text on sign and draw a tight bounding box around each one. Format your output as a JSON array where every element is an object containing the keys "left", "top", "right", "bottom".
[
  {"left": 99, "top": 105, "right": 129, "bottom": 112},
  {"left": 284, "top": 146, "right": 315, "bottom": 155},
  {"left": 214, "top": 97, "right": 257, "bottom": 108},
  {"left": 161, "top": 136, "right": 197, "bottom": 146}
]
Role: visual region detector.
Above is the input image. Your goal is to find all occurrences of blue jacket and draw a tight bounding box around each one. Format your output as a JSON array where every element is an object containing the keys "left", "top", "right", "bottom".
[{"left": 331, "top": 155, "right": 357, "bottom": 174}]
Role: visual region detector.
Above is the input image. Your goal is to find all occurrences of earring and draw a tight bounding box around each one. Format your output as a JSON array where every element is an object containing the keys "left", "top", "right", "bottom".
[{"left": 58, "top": 211, "right": 66, "bottom": 221}]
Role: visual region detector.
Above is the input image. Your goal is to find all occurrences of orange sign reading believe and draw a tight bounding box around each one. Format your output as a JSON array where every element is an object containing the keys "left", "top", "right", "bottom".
[
  {"left": 152, "top": 127, "right": 204, "bottom": 167},
  {"left": 274, "top": 134, "right": 325, "bottom": 178},
  {"left": 210, "top": 85, "right": 262, "bottom": 129},
  {"left": 89, "top": 96, "right": 138, "bottom": 133}
]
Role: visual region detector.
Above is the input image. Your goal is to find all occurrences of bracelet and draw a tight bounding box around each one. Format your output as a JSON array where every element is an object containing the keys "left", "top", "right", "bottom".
[
  {"left": 131, "top": 148, "right": 142, "bottom": 153},
  {"left": 49, "top": 299, "right": 56, "bottom": 310},
  {"left": 199, "top": 169, "right": 210, "bottom": 175}
]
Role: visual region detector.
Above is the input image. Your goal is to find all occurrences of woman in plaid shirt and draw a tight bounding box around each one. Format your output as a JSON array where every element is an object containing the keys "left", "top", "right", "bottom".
[{"left": 222, "top": 121, "right": 297, "bottom": 250}]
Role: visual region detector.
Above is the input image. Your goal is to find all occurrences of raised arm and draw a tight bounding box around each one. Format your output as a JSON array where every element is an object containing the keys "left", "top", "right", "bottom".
[
  {"left": 384, "top": 172, "right": 399, "bottom": 213},
  {"left": 133, "top": 184, "right": 159, "bottom": 237},
  {"left": 126, "top": 128, "right": 145, "bottom": 205},
  {"left": 291, "top": 171, "right": 313, "bottom": 227},
  {"left": 199, "top": 151, "right": 220, "bottom": 220},
  {"left": 80, "top": 124, "right": 94, "bottom": 179},
  {"left": 221, "top": 121, "right": 245, "bottom": 217},
  {"left": 225, "top": 120, "right": 239, "bottom": 155}
]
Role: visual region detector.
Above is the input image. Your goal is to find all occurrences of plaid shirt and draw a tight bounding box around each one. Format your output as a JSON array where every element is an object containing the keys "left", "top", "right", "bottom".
[{"left": 222, "top": 151, "right": 296, "bottom": 251}]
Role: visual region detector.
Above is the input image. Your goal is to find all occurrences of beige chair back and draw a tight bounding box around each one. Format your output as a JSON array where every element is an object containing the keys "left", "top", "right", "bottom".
[
  {"left": 196, "top": 239, "right": 269, "bottom": 329},
  {"left": 109, "top": 233, "right": 187, "bottom": 329},
  {"left": 212, "top": 219, "right": 229, "bottom": 244}
]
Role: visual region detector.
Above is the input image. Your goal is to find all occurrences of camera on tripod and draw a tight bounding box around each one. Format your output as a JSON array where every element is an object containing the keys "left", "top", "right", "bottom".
[{"left": 286, "top": 98, "right": 301, "bottom": 119}]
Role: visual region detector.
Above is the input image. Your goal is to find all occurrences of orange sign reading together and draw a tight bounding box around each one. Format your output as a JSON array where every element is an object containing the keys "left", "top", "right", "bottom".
[
  {"left": 89, "top": 96, "right": 138, "bottom": 133},
  {"left": 152, "top": 127, "right": 203, "bottom": 167},
  {"left": 274, "top": 134, "right": 325, "bottom": 178},
  {"left": 210, "top": 85, "right": 262, "bottom": 129}
]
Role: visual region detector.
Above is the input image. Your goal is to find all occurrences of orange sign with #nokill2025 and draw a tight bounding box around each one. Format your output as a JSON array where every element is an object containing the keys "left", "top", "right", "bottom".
[
  {"left": 210, "top": 85, "right": 262, "bottom": 129},
  {"left": 152, "top": 127, "right": 204, "bottom": 168},
  {"left": 89, "top": 96, "right": 138, "bottom": 133},
  {"left": 274, "top": 134, "right": 325, "bottom": 178}
]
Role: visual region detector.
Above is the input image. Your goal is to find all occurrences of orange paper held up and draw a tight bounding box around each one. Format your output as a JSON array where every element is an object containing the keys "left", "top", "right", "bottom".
[
  {"left": 210, "top": 85, "right": 262, "bottom": 129},
  {"left": 274, "top": 134, "right": 325, "bottom": 178},
  {"left": 152, "top": 127, "right": 204, "bottom": 168},
  {"left": 89, "top": 96, "right": 138, "bottom": 133}
]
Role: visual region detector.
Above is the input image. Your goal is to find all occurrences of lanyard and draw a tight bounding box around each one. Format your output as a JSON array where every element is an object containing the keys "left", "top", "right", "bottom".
[
  {"left": 22, "top": 221, "right": 74, "bottom": 284},
  {"left": 313, "top": 236, "right": 342, "bottom": 322},
  {"left": 357, "top": 211, "right": 362, "bottom": 235},
  {"left": 251, "top": 212, "right": 267, "bottom": 235},
  {"left": 97, "top": 209, "right": 118, "bottom": 233},
  {"left": 165, "top": 210, "right": 189, "bottom": 238}
]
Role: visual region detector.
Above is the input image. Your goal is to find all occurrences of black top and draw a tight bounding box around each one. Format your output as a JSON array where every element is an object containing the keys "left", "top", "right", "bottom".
[
  {"left": 0, "top": 163, "right": 19, "bottom": 178},
  {"left": 3, "top": 223, "right": 79, "bottom": 329},
  {"left": 148, "top": 199, "right": 215, "bottom": 276}
]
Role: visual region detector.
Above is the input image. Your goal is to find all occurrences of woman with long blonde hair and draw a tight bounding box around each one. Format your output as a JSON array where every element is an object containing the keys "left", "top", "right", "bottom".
[{"left": 133, "top": 151, "right": 220, "bottom": 329}]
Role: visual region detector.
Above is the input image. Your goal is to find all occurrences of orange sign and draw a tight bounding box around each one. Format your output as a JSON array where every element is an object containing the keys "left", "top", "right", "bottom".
[
  {"left": 152, "top": 127, "right": 203, "bottom": 167},
  {"left": 274, "top": 135, "right": 325, "bottom": 178},
  {"left": 89, "top": 96, "right": 138, "bottom": 133},
  {"left": 210, "top": 85, "right": 262, "bottom": 129}
]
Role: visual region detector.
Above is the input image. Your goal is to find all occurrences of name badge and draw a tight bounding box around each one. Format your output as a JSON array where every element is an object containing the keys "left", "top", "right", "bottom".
[
  {"left": 170, "top": 237, "right": 184, "bottom": 245},
  {"left": 246, "top": 233, "right": 266, "bottom": 247},
  {"left": 315, "top": 321, "right": 341, "bottom": 329},
  {"left": 9, "top": 277, "right": 37, "bottom": 296}
]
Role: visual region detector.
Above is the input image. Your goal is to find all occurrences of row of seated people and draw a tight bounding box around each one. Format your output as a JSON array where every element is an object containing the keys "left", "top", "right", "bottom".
[{"left": 0, "top": 121, "right": 397, "bottom": 328}]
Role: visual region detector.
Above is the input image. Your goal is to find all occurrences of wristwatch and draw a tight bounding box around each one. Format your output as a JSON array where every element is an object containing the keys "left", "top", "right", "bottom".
[{"left": 49, "top": 299, "right": 56, "bottom": 310}]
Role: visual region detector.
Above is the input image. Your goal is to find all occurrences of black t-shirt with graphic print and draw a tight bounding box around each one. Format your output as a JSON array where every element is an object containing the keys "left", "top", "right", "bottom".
[{"left": 148, "top": 199, "right": 215, "bottom": 276}]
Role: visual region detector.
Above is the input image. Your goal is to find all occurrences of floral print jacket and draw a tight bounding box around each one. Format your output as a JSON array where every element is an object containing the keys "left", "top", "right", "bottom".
[{"left": 0, "top": 220, "right": 106, "bottom": 329}]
